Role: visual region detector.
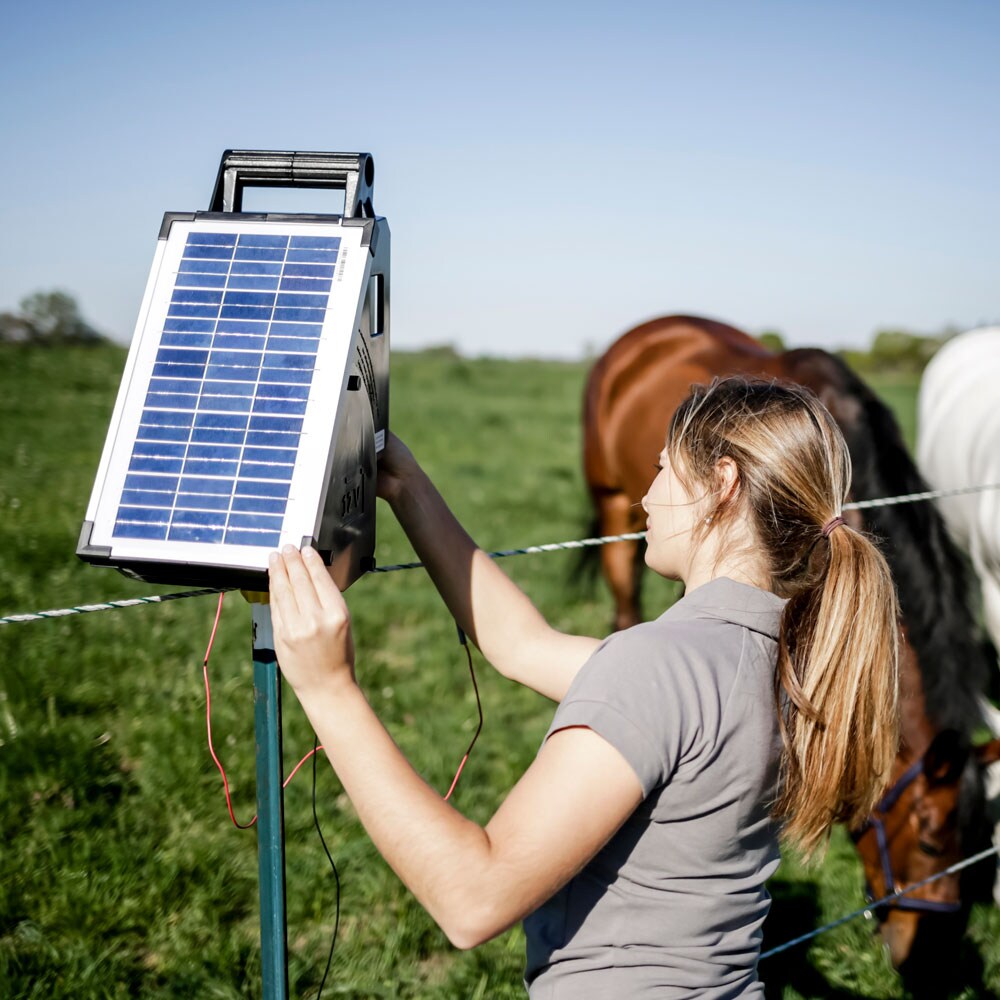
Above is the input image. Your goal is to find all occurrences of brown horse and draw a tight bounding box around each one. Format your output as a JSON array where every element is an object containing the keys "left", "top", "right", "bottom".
[{"left": 583, "top": 315, "right": 1000, "bottom": 992}]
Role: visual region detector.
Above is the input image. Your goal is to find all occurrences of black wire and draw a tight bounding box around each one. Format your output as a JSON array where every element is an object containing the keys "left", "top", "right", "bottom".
[
  {"left": 454, "top": 624, "right": 484, "bottom": 786},
  {"left": 312, "top": 624, "right": 478, "bottom": 997},
  {"left": 313, "top": 734, "right": 340, "bottom": 1000}
]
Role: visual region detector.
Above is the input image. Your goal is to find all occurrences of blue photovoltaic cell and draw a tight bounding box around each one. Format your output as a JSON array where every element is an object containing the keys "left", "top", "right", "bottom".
[
  {"left": 188, "top": 232, "right": 237, "bottom": 245},
  {"left": 113, "top": 229, "right": 340, "bottom": 548}
]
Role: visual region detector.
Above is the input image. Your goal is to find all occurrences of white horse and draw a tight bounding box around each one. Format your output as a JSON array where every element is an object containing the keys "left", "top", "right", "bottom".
[
  {"left": 918, "top": 327, "right": 1000, "bottom": 674},
  {"left": 918, "top": 325, "right": 1000, "bottom": 901}
]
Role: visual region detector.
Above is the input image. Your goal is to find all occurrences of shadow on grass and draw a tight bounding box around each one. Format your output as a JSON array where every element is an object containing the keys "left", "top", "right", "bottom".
[
  {"left": 761, "top": 880, "right": 872, "bottom": 1000},
  {"left": 896, "top": 910, "right": 994, "bottom": 1000}
]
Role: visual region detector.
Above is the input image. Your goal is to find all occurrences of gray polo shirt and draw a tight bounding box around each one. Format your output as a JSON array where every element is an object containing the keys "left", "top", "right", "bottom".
[{"left": 524, "top": 577, "right": 786, "bottom": 999}]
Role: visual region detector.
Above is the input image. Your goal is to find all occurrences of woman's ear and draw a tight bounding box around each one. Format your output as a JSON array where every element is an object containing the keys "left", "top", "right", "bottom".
[{"left": 715, "top": 456, "right": 741, "bottom": 505}]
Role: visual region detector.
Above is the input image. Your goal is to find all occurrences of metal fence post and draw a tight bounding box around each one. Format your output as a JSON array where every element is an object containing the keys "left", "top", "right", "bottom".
[{"left": 251, "top": 601, "right": 288, "bottom": 999}]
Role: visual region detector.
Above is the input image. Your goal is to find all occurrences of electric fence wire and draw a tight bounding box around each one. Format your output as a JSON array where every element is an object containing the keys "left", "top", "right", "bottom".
[
  {"left": 759, "top": 843, "right": 1000, "bottom": 960},
  {"left": 3, "top": 481, "right": 1000, "bottom": 627}
]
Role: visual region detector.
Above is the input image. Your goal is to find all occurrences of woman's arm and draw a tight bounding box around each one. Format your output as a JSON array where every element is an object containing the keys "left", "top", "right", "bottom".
[
  {"left": 379, "top": 435, "right": 599, "bottom": 702},
  {"left": 268, "top": 546, "right": 642, "bottom": 947}
]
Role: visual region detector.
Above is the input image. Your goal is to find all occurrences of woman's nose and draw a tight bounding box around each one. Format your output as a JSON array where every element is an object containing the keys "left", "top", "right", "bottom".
[{"left": 641, "top": 496, "right": 649, "bottom": 513}]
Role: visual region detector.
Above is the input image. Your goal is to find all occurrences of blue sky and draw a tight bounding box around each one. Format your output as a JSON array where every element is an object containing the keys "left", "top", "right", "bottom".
[{"left": 1, "top": 1, "right": 997, "bottom": 357}]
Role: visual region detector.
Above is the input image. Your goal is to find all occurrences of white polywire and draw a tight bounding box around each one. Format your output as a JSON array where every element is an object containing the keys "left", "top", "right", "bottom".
[{"left": 3, "top": 481, "right": 1000, "bottom": 625}]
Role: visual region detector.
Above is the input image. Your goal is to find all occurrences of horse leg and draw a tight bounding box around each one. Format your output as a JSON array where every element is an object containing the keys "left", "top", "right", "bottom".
[{"left": 596, "top": 491, "right": 642, "bottom": 631}]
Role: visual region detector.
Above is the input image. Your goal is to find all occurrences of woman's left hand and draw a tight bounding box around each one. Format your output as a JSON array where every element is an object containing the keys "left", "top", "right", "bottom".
[{"left": 268, "top": 545, "right": 356, "bottom": 695}]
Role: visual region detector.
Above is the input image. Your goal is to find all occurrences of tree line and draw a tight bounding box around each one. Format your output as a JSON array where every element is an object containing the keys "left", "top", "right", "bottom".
[
  {"left": 1, "top": 290, "right": 989, "bottom": 375},
  {"left": 755, "top": 326, "right": 978, "bottom": 377}
]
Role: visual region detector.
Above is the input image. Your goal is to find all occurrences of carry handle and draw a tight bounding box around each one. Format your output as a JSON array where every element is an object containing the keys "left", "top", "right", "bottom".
[{"left": 209, "top": 149, "right": 375, "bottom": 217}]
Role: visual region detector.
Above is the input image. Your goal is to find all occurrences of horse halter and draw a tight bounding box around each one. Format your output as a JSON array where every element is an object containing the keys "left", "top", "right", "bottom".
[{"left": 851, "top": 757, "right": 962, "bottom": 915}]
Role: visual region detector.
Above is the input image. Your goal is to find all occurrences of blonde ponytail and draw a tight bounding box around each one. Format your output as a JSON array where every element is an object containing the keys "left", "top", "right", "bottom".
[
  {"left": 773, "top": 524, "right": 899, "bottom": 860},
  {"left": 667, "top": 377, "right": 901, "bottom": 861}
]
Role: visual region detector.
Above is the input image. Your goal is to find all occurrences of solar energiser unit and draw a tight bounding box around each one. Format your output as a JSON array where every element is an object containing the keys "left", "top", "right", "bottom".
[
  {"left": 79, "top": 150, "right": 389, "bottom": 592},
  {"left": 77, "top": 151, "right": 390, "bottom": 999}
]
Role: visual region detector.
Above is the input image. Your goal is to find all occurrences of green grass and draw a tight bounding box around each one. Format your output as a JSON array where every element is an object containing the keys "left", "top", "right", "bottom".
[{"left": 0, "top": 343, "right": 997, "bottom": 998}]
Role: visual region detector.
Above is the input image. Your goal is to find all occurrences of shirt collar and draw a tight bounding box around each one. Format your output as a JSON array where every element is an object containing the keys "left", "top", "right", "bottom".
[{"left": 660, "top": 576, "right": 786, "bottom": 640}]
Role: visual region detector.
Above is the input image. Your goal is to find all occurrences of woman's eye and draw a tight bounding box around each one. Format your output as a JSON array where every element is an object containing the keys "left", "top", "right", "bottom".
[{"left": 653, "top": 463, "right": 663, "bottom": 472}]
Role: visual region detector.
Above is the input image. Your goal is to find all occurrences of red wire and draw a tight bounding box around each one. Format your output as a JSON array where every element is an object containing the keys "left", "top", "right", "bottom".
[
  {"left": 444, "top": 754, "right": 472, "bottom": 801},
  {"left": 202, "top": 592, "right": 324, "bottom": 828},
  {"left": 204, "top": 597, "right": 479, "bottom": 818},
  {"left": 285, "top": 745, "right": 323, "bottom": 786},
  {"left": 443, "top": 638, "right": 483, "bottom": 801}
]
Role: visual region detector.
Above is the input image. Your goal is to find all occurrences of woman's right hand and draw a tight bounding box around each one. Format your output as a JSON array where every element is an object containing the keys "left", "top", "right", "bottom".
[{"left": 376, "top": 432, "right": 421, "bottom": 506}]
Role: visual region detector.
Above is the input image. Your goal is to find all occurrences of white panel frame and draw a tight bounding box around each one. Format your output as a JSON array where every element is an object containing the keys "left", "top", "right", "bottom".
[{"left": 83, "top": 217, "right": 371, "bottom": 573}]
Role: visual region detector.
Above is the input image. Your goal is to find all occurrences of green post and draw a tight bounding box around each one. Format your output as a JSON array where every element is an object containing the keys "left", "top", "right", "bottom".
[{"left": 251, "top": 601, "right": 289, "bottom": 999}]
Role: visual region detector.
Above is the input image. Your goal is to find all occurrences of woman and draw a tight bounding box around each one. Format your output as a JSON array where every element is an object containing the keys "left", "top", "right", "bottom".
[{"left": 267, "top": 376, "right": 900, "bottom": 998}]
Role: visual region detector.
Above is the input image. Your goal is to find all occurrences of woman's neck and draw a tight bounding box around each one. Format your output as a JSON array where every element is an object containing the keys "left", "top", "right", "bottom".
[{"left": 682, "top": 540, "right": 772, "bottom": 594}]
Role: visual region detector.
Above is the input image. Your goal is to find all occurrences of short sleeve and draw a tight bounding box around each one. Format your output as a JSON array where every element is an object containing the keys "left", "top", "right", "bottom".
[{"left": 544, "top": 624, "right": 706, "bottom": 797}]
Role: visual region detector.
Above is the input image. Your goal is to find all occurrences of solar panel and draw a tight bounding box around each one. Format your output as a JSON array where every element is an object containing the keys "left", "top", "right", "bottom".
[{"left": 79, "top": 211, "right": 389, "bottom": 589}]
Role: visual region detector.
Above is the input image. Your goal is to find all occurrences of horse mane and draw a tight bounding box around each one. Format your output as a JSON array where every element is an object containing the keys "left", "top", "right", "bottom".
[{"left": 785, "top": 349, "right": 991, "bottom": 737}]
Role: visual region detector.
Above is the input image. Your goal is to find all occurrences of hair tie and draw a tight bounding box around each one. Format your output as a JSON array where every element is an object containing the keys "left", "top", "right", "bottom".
[{"left": 821, "top": 516, "right": 846, "bottom": 538}]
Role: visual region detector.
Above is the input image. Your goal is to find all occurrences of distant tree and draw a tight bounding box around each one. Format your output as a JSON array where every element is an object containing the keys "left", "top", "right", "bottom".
[
  {"left": 0, "top": 312, "right": 35, "bottom": 343},
  {"left": 757, "top": 330, "right": 786, "bottom": 353},
  {"left": 869, "top": 328, "right": 946, "bottom": 373},
  {"left": 14, "top": 290, "right": 104, "bottom": 344}
]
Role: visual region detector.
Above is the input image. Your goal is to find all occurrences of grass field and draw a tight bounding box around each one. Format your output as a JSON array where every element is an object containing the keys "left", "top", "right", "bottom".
[{"left": 1, "top": 342, "right": 997, "bottom": 998}]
